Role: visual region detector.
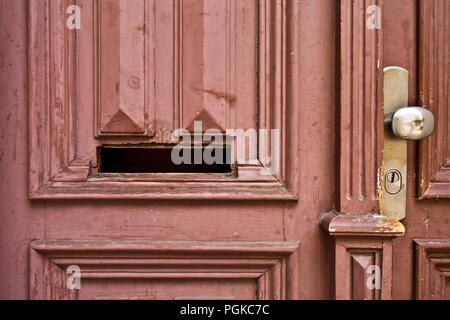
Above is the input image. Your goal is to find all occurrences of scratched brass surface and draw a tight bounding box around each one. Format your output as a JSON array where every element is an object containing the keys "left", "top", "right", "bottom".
[{"left": 382, "top": 67, "right": 408, "bottom": 220}]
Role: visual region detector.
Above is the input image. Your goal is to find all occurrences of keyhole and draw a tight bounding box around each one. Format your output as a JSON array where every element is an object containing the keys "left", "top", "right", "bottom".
[
  {"left": 385, "top": 169, "right": 402, "bottom": 195},
  {"left": 388, "top": 171, "right": 400, "bottom": 183}
]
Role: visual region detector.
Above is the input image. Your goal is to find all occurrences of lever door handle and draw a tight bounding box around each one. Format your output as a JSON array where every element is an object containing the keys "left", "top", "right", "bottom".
[{"left": 387, "top": 106, "right": 435, "bottom": 140}]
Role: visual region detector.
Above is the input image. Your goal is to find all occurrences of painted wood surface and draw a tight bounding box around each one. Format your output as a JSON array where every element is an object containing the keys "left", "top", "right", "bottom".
[
  {"left": 415, "top": 240, "right": 450, "bottom": 300},
  {"left": 321, "top": 212, "right": 404, "bottom": 300},
  {"left": 28, "top": 0, "right": 294, "bottom": 200},
  {"left": 339, "top": 0, "right": 384, "bottom": 214},
  {"left": 383, "top": 0, "right": 450, "bottom": 299},
  {"left": 0, "top": 0, "right": 449, "bottom": 300},
  {"left": 30, "top": 240, "right": 300, "bottom": 300},
  {"left": 2, "top": 0, "right": 332, "bottom": 300},
  {"left": 96, "top": 0, "right": 154, "bottom": 136},
  {"left": 321, "top": 0, "right": 450, "bottom": 301},
  {"left": 418, "top": 0, "right": 450, "bottom": 199}
]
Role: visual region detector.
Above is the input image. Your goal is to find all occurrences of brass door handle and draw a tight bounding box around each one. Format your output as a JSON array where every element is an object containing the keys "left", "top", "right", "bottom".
[{"left": 386, "top": 107, "right": 435, "bottom": 140}]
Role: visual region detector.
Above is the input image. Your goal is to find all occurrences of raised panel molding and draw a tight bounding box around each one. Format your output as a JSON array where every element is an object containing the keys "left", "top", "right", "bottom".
[
  {"left": 321, "top": 0, "right": 398, "bottom": 301},
  {"left": 28, "top": 0, "right": 297, "bottom": 200},
  {"left": 415, "top": 240, "right": 450, "bottom": 300},
  {"left": 339, "top": 0, "right": 384, "bottom": 214},
  {"left": 175, "top": 0, "right": 238, "bottom": 132},
  {"left": 321, "top": 212, "right": 405, "bottom": 300},
  {"left": 94, "top": 0, "right": 155, "bottom": 137},
  {"left": 350, "top": 253, "right": 379, "bottom": 300},
  {"left": 29, "top": 0, "right": 78, "bottom": 187},
  {"left": 418, "top": 0, "right": 450, "bottom": 199},
  {"left": 29, "top": 240, "right": 300, "bottom": 300}
]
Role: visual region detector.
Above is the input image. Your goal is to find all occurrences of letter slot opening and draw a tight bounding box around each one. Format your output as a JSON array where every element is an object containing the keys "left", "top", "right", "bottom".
[{"left": 98, "top": 146, "right": 232, "bottom": 174}]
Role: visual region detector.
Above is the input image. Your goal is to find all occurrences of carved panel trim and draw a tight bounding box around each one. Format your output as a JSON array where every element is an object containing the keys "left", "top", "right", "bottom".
[
  {"left": 418, "top": 0, "right": 450, "bottom": 199},
  {"left": 94, "top": 0, "right": 156, "bottom": 137},
  {"left": 29, "top": 0, "right": 79, "bottom": 191},
  {"left": 321, "top": 212, "right": 404, "bottom": 300},
  {"left": 415, "top": 240, "right": 450, "bottom": 300},
  {"left": 335, "top": 239, "right": 388, "bottom": 300},
  {"left": 339, "top": 0, "right": 384, "bottom": 213},
  {"left": 30, "top": 240, "right": 300, "bottom": 300},
  {"left": 28, "top": 0, "right": 296, "bottom": 200},
  {"left": 173, "top": 0, "right": 238, "bottom": 132}
]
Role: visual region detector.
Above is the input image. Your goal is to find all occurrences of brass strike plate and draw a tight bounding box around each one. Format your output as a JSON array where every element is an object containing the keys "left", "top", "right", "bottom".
[{"left": 381, "top": 67, "right": 408, "bottom": 220}]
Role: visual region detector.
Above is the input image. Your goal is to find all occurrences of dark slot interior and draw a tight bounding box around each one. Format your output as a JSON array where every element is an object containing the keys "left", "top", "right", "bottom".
[{"left": 98, "top": 146, "right": 232, "bottom": 174}]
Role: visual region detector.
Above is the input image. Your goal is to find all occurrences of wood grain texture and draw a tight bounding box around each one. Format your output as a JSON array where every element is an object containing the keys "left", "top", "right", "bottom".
[
  {"left": 339, "top": 0, "right": 384, "bottom": 213},
  {"left": 322, "top": 0, "right": 393, "bottom": 301},
  {"left": 321, "top": 212, "right": 403, "bottom": 300},
  {"left": 174, "top": 0, "right": 257, "bottom": 133},
  {"left": 30, "top": 240, "right": 300, "bottom": 300},
  {"left": 351, "top": 253, "right": 377, "bottom": 300},
  {"left": 28, "top": 0, "right": 80, "bottom": 190},
  {"left": 335, "top": 238, "right": 392, "bottom": 300},
  {"left": 418, "top": 0, "right": 450, "bottom": 199},
  {"left": 0, "top": 0, "right": 46, "bottom": 299},
  {"left": 415, "top": 240, "right": 450, "bottom": 300},
  {"left": 94, "top": 0, "right": 155, "bottom": 137},
  {"left": 320, "top": 212, "right": 405, "bottom": 237},
  {"left": 383, "top": 0, "right": 450, "bottom": 299},
  {"left": 28, "top": 0, "right": 295, "bottom": 200},
  {"left": 258, "top": 0, "right": 288, "bottom": 182}
]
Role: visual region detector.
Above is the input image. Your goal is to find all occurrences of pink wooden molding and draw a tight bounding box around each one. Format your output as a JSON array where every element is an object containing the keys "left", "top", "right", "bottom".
[
  {"left": 320, "top": 0, "right": 396, "bottom": 301},
  {"left": 321, "top": 212, "right": 404, "bottom": 300},
  {"left": 339, "top": 0, "right": 384, "bottom": 214},
  {"left": 415, "top": 240, "right": 450, "bottom": 300},
  {"left": 30, "top": 240, "right": 300, "bottom": 300},
  {"left": 418, "top": 0, "right": 450, "bottom": 199},
  {"left": 28, "top": 0, "right": 297, "bottom": 200},
  {"left": 94, "top": 0, "right": 155, "bottom": 137}
]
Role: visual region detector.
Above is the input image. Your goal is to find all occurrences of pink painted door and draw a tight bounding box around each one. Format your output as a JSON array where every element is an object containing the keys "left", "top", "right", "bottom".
[
  {"left": 2, "top": 0, "right": 449, "bottom": 300},
  {"left": 24, "top": 0, "right": 308, "bottom": 300},
  {"left": 383, "top": 0, "right": 450, "bottom": 300}
]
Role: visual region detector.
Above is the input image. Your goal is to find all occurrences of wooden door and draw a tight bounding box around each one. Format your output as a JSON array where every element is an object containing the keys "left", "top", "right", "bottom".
[
  {"left": 0, "top": 0, "right": 449, "bottom": 300},
  {"left": 383, "top": 0, "right": 450, "bottom": 300},
  {"left": 25, "top": 0, "right": 311, "bottom": 300},
  {"left": 320, "top": 0, "right": 450, "bottom": 300}
]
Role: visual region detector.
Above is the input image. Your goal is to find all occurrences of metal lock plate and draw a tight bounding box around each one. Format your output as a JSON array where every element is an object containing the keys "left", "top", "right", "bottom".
[{"left": 381, "top": 67, "right": 408, "bottom": 220}]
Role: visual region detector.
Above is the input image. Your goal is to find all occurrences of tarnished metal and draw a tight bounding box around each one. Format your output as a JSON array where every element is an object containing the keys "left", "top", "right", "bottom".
[
  {"left": 382, "top": 67, "right": 409, "bottom": 220},
  {"left": 390, "top": 107, "right": 435, "bottom": 140}
]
